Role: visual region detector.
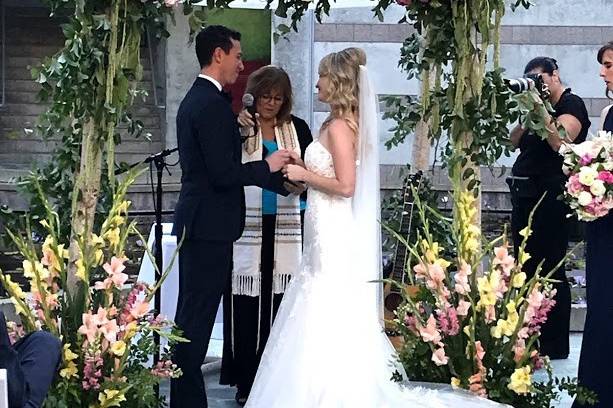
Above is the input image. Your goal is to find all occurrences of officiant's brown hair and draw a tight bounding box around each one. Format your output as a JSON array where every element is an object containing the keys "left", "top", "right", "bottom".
[{"left": 245, "top": 66, "right": 294, "bottom": 124}]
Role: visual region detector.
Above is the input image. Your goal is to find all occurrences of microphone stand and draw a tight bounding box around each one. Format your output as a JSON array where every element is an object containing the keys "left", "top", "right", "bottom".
[{"left": 115, "top": 147, "right": 177, "bottom": 398}]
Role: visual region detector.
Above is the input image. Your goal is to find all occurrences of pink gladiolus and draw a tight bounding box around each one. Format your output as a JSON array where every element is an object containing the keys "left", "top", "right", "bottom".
[
  {"left": 525, "top": 287, "right": 557, "bottom": 335},
  {"left": 513, "top": 339, "right": 526, "bottom": 362},
  {"left": 454, "top": 261, "right": 471, "bottom": 294},
  {"left": 531, "top": 351, "right": 545, "bottom": 370},
  {"left": 485, "top": 305, "right": 496, "bottom": 323},
  {"left": 469, "top": 341, "right": 487, "bottom": 397},
  {"left": 413, "top": 262, "right": 427, "bottom": 279},
  {"left": 492, "top": 246, "right": 515, "bottom": 276},
  {"left": 102, "top": 257, "right": 129, "bottom": 289},
  {"left": 395, "top": 0, "right": 411, "bottom": 5},
  {"left": 426, "top": 264, "right": 445, "bottom": 288},
  {"left": 120, "top": 282, "right": 148, "bottom": 324},
  {"left": 151, "top": 359, "right": 179, "bottom": 378},
  {"left": 469, "top": 372, "right": 487, "bottom": 398},
  {"left": 78, "top": 312, "right": 99, "bottom": 343},
  {"left": 99, "top": 319, "right": 119, "bottom": 343},
  {"left": 475, "top": 341, "right": 486, "bottom": 361},
  {"left": 517, "top": 326, "right": 530, "bottom": 340},
  {"left": 431, "top": 347, "right": 449, "bottom": 366},
  {"left": 82, "top": 351, "right": 103, "bottom": 390},
  {"left": 418, "top": 315, "right": 442, "bottom": 344},
  {"left": 404, "top": 314, "right": 419, "bottom": 335},
  {"left": 130, "top": 301, "right": 150, "bottom": 320},
  {"left": 437, "top": 306, "right": 460, "bottom": 336},
  {"left": 457, "top": 300, "right": 471, "bottom": 316}
]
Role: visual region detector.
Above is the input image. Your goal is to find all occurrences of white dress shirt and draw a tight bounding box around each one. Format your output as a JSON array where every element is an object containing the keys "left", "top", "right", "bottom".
[{"left": 198, "top": 74, "right": 222, "bottom": 92}]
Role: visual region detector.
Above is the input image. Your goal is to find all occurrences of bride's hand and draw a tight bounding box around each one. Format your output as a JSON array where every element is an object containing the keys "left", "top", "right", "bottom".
[
  {"left": 283, "top": 164, "right": 309, "bottom": 182},
  {"left": 289, "top": 151, "right": 306, "bottom": 168}
]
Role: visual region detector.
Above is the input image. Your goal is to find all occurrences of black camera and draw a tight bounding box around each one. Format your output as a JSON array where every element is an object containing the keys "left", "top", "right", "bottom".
[{"left": 505, "top": 73, "right": 550, "bottom": 99}]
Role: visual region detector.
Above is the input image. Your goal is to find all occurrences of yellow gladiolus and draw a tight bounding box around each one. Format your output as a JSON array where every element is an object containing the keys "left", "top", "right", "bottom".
[
  {"left": 116, "top": 200, "right": 131, "bottom": 214},
  {"left": 75, "top": 259, "right": 87, "bottom": 282},
  {"left": 508, "top": 366, "right": 532, "bottom": 394},
  {"left": 512, "top": 272, "right": 527, "bottom": 288},
  {"left": 519, "top": 251, "right": 531, "bottom": 265},
  {"left": 63, "top": 344, "right": 78, "bottom": 362},
  {"left": 519, "top": 226, "right": 532, "bottom": 239},
  {"left": 104, "top": 228, "right": 121, "bottom": 248},
  {"left": 98, "top": 389, "right": 126, "bottom": 406},
  {"left": 60, "top": 361, "right": 78, "bottom": 379},
  {"left": 111, "top": 340, "right": 127, "bottom": 357},
  {"left": 92, "top": 233, "right": 105, "bottom": 247}
]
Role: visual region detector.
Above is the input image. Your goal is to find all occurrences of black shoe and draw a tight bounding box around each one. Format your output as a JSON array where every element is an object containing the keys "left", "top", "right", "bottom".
[{"left": 235, "top": 390, "right": 248, "bottom": 406}]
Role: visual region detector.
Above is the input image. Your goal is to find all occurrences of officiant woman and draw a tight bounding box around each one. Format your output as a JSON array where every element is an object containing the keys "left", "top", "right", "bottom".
[{"left": 220, "top": 65, "right": 313, "bottom": 406}]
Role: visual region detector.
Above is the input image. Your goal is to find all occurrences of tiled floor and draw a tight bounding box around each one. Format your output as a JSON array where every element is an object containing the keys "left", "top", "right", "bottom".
[{"left": 163, "top": 334, "right": 583, "bottom": 408}]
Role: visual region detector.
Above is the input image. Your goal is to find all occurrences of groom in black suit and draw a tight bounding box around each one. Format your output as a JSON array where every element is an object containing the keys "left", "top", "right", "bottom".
[{"left": 170, "top": 25, "right": 290, "bottom": 407}]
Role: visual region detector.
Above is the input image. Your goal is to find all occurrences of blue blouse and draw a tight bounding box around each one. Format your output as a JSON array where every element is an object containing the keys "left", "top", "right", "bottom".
[{"left": 262, "top": 139, "right": 307, "bottom": 215}]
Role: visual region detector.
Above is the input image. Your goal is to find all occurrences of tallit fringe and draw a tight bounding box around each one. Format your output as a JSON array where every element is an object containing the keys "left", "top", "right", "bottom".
[
  {"left": 232, "top": 275, "right": 262, "bottom": 297},
  {"left": 273, "top": 273, "right": 293, "bottom": 294}
]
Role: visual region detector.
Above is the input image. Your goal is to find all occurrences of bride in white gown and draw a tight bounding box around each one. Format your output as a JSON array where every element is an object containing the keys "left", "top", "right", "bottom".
[{"left": 244, "top": 48, "right": 508, "bottom": 408}]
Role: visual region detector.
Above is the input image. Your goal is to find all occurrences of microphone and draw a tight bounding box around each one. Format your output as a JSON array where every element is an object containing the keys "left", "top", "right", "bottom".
[{"left": 241, "top": 93, "right": 258, "bottom": 138}]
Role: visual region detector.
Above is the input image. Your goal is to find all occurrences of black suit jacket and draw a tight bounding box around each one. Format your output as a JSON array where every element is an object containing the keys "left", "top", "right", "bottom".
[{"left": 172, "top": 78, "right": 271, "bottom": 242}]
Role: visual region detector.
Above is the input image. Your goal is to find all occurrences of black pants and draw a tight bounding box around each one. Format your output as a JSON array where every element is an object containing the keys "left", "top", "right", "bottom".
[
  {"left": 220, "top": 215, "right": 283, "bottom": 396},
  {"left": 170, "top": 239, "right": 233, "bottom": 408},
  {"left": 509, "top": 178, "right": 571, "bottom": 359}
]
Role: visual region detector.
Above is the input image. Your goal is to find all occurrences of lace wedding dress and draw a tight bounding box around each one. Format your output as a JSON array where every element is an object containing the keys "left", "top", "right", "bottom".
[{"left": 244, "top": 140, "right": 508, "bottom": 408}]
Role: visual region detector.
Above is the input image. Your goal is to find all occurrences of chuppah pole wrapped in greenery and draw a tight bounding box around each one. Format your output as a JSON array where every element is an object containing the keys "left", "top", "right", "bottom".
[
  {"left": 368, "top": 0, "right": 596, "bottom": 406},
  {"left": 0, "top": 1, "right": 233, "bottom": 406}
]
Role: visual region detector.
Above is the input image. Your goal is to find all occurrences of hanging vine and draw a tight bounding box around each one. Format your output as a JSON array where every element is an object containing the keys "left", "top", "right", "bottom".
[{"left": 16, "top": 0, "right": 215, "bottom": 287}]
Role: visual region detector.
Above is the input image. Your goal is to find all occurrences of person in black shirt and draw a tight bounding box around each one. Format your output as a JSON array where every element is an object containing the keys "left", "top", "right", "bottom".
[{"left": 507, "top": 57, "right": 591, "bottom": 360}]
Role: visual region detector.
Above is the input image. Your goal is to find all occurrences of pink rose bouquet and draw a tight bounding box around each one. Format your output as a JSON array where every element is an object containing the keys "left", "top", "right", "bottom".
[{"left": 560, "top": 131, "right": 613, "bottom": 221}]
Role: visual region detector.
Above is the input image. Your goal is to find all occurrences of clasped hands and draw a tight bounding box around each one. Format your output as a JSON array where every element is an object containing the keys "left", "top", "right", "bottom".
[{"left": 266, "top": 150, "right": 308, "bottom": 195}]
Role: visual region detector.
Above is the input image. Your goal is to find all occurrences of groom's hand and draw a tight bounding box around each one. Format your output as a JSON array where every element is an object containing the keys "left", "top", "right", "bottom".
[
  {"left": 288, "top": 151, "right": 306, "bottom": 168},
  {"left": 266, "top": 149, "right": 291, "bottom": 172}
]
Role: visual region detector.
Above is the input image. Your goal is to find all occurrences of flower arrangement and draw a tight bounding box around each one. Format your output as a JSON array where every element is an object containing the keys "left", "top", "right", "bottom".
[
  {"left": 0, "top": 173, "right": 185, "bottom": 408},
  {"left": 386, "top": 187, "right": 596, "bottom": 407},
  {"left": 561, "top": 131, "right": 613, "bottom": 221}
]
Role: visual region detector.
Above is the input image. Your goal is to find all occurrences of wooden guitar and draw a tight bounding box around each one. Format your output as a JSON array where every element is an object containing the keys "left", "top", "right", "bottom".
[{"left": 383, "top": 171, "right": 423, "bottom": 350}]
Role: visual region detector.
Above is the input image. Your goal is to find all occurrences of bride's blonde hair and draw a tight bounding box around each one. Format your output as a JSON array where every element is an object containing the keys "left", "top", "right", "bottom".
[{"left": 319, "top": 47, "right": 367, "bottom": 134}]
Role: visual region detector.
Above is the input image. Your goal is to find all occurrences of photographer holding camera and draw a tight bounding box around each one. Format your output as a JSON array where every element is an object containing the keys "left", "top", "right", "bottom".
[{"left": 507, "top": 57, "right": 591, "bottom": 360}]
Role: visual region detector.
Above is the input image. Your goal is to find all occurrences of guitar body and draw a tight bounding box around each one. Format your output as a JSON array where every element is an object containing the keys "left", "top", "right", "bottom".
[{"left": 383, "top": 172, "right": 423, "bottom": 350}]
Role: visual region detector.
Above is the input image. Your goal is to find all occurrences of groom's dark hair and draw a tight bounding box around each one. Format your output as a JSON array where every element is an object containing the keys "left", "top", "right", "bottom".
[{"left": 195, "top": 25, "right": 241, "bottom": 68}]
